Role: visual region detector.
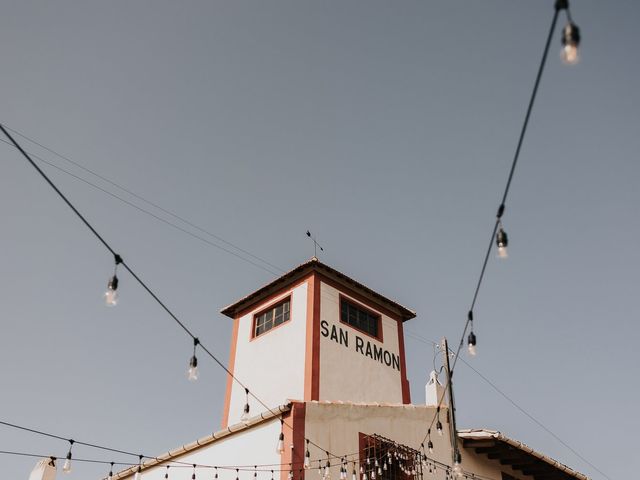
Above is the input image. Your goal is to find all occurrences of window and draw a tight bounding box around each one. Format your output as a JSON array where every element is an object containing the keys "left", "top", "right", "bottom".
[
  {"left": 360, "top": 433, "right": 416, "bottom": 480},
  {"left": 341, "top": 297, "right": 381, "bottom": 339},
  {"left": 254, "top": 298, "right": 290, "bottom": 337}
]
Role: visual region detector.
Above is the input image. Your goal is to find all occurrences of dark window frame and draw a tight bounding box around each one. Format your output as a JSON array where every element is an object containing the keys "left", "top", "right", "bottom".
[
  {"left": 340, "top": 295, "right": 383, "bottom": 341},
  {"left": 252, "top": 296, "right": 291, "bottom": 339}
]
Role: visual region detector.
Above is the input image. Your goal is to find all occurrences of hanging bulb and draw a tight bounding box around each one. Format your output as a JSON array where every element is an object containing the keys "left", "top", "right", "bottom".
[
  {"left": 104, "top": 255, "right": 123, "bottom": 306},
  {"left": 288, "top": 471, "right": 293, "bottom": 480},
  {"left": 187, "top": 355, "right": 199, "bottom": 381},
  {"left": 187, "top": 338, "right": 200, "bottom": 381},
  {"left": 276, "top": 432, "right": 285, "bottom": 454},
  {"left": 496, "top": 224, "right": 508, "bottom": 258},
  {"left": 164, "top": 465, "right": 170, "bottom": 480},
  {"left": 436, "top": 420, "right": 443, "bottom": 436},
  {"left": 304, "top": 444, "right": 311, "bottom": 469},
  {"left": 452, "top": 452, "right": 463, "bottom": 478},
  {"left": 561, "top": 22, "right": 581, "bottom": 65},
  {"left": 192, "top": 464, "right": 197, "bottom": 480},
  {"left": 108, "top": 462, "right": 115, "bottom": 480},
  {"left": 215, "top": 467, "right": 219, "bottom": 479},
  {"left": 467, "top": 331, "right": 477, "bottom": 356},
  {"left": 240, "top": 388, "right": 251, "bottom": 423},
  {"left": 428, "top": 440, "right": 434, "bottom": 454},
  {"left": 63, "top": 440, "right": 74, "bottom": 473},
  {"left": 134, "top": 455, "right": 143, "bottom": 480},
  {"left": 104, "top": 274, "right": 119, "bottom": 306},
  {"left": 352, "top": 467, "right": 357, "bottom": 480}
]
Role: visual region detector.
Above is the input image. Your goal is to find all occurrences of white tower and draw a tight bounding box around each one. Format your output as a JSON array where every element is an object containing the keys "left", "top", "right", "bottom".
[{"left": 219, "top": 258, "right": 416, "bottom": 427}]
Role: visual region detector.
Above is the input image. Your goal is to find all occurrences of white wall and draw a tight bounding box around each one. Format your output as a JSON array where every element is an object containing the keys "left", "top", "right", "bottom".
[
  {"left": 132, "top": 420, "right": 281, "bottom": 480},
  {"left": 318, "top": 282, "right": 403, "bottom": 404},
  {"left": 227, "top": 282, "right": 308, "bottom": 425}
]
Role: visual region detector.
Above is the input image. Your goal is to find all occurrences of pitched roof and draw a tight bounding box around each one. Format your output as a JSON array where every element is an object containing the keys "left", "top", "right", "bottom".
[
  {"left": 458, "top": 429, "right": 589, "bottom": 480},
  {"left": 220, "top": 257, "right": 416, "bottom": 321},
  {"left": 112, "top": 404, "right": 291, "bottom": 480}
]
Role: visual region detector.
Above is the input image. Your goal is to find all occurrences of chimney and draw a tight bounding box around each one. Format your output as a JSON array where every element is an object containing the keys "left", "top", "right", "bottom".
[{"left": 425, "top": 370, "right": 446, "bottom": 407}]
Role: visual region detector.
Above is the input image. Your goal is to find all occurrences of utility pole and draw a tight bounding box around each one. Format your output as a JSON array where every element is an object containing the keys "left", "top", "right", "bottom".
[{"left": 441, "top": 338, "right": 462, "bottom": 473}]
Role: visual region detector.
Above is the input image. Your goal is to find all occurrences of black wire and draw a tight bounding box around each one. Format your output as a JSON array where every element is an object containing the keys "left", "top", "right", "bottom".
[
  {"left": 0, "top": 450, "right": 137, "bottom": 466},
  {"left": 0, "top": 420, "right": 141, "bottom": 458},
  {"left": 405, "top": 331, "right": 610, "bottom": 480},
  {"left": 0, "top": 123, "right": 338, "bottom": 464},
  {"left": 0, "top": 138, "right": 282, "bottom": 277},
  {"left": 0, "top": 125, "right": 285, "bottom": 275},
  {"left": 420, "top": 0, "right": 563, "bottom": 448}
]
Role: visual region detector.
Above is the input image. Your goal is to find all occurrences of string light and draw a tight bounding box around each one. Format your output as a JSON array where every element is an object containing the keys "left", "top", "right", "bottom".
[
  {"left": 436, "top": 408, "right": 443, "bottom": 436},
  {"left": 304, "top": 440, "right": 311, "bottom": 469},
  {"left": 560, "top": 21, "right": 581, "bottom": 64},
  {"left": 62, "top": 440, "right": 74, "bottom": 473},
  {"left": 215, "top": 467, "right": 219, "bottom": 480},
  {"left": 192, "top": 464, "right": 197, "bottom": 480},
  {"left": 104, "top": 254, "right": 122, "bottom": 306},
  {"left": 108, "top": 462, "right": 115, "bottom": 480},
  {"left": 165, "top": 465, "right": 170, "bottom": 480},
  {"left": 352, "top": 462, "right": 357, "bottom": 480},
  {"left": 452, "top": 452, "right": 463, "bottom": 479},
  {"left": 188, "top": 338, "right": 200, "bottom": 382},
  {"left": 133, "top": 455, "right": 143, "bottom": 480},
  {"left": 276, "top": 420, "right": 285, "bottom": 454},
  {"left": 240, "top": 388, "right": 251, "bottom": 424},
  {"left": 0, "top": 126, "right": 352, "bottom": 480},
  {"left": 467, "top": 311, "right": 477, "bottom": 357},
  {"left": 496, "top": 222, "right": 508, "bottom": 259}
]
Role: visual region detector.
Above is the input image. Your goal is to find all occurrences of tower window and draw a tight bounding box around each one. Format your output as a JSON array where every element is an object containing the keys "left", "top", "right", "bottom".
[
  {"left": 254, "top": 298, "right": 291, "bottom": 338},
  {"left": 340, "top": 296, "right": 381, "bottom": 339}
]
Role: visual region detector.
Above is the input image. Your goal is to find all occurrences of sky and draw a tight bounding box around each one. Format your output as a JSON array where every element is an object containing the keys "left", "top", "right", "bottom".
[{"left": 0, "top": 0, "right": 638, "bottom": 479}]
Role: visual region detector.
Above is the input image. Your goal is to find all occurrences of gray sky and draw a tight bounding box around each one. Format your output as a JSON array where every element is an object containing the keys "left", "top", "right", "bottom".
[{"left": 1, "top": 1, "right": 638, "bottom": 479}]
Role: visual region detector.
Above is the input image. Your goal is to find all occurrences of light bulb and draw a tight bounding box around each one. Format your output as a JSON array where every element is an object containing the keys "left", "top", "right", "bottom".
[
  {"left": 188, "top": 356, "right": 199, "bottom": 381},
  {"left": 304, "top": 451, "right": 311, "bottom": 469},
  {"left": 467, "top": 331, "right": 477, "bottom": 356},
  {"left": 561, "top": 22, "right": 581, "bottom": 65},
  {"left": 240, "top": 403, "right": 250, "bottom": 423},
  {"left": 63, "top": 457, "right": 72, "bottom": 473},
  {"left": 276, "top": 432, "right": 285, "bottom": 454},
  {"left": 352, "top": 471, "right": 357, "bottom": 480},
  {"left": 104, "top": 275, "right": 119, "bottom": 306},
  {"left": 428, "top": 440, "right": 434, "bottom": 454},
  {"left": 436, "top": 420, "right": 443, "bottom": 436},
  {"left": 496, "top": 226, "right": 508, "bottom": 259}
]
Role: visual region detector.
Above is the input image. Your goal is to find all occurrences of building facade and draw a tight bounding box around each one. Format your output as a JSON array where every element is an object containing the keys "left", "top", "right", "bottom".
[{"left": 112, "top": 259, "right": 588, "bottom": 480}]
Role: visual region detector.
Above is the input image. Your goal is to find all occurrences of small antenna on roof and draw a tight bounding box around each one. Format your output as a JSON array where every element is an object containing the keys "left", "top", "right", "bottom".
[{"left": 306, "top": 230, "right": 324, "bottom": 259}]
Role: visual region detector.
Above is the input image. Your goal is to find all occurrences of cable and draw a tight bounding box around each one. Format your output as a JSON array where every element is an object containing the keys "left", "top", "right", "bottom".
[
  {"left": 404, "top": 330, "right": 608, "bottom": 479},
  {"left": 0, "top": 138, "right": 282, "bottom": 276},
  {"left": 1, "top": 124, "right": 285, "bottom": 274},
  {"left": 0, "top": 123, "right": 339, "bottom": 466}
]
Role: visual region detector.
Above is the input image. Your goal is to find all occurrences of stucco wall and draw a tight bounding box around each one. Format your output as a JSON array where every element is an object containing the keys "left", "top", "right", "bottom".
[
  {"left": 303, "top": 403, "right": 451, "bottom": 478},
  {"left": 125, "top": 419, "right": 281, "bottom": 480},
  {"left": 227, "top": 282, "right": 308, "bottom": 425},
  {"left": 318, "top": 282, "right": 403, "bottom": 404}
]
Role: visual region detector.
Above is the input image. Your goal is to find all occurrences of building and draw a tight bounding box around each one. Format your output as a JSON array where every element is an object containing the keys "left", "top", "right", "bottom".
[{"left": 112, "top": 258, "right": 588, "bottom": 480}]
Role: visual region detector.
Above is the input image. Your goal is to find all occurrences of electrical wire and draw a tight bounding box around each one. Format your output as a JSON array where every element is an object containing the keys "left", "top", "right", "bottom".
[
  {"left": 404, "top": 330, "right": 608, "bottom": 479},
  {"left": 0, "top": 137, "right": 282, "bottom": 277},
  {"left": 1, "top": 124, "right": 285, "bottom": 274},
  {"left": 0, "top": 123, "right": 339, "bottom": 467}
]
